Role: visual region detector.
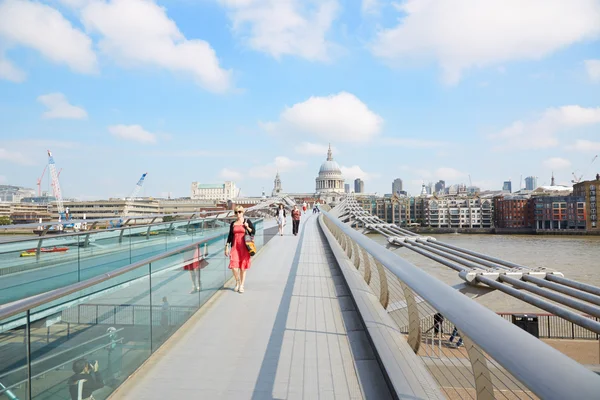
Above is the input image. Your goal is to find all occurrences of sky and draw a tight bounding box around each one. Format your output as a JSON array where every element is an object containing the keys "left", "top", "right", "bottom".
[{"left": 0, "top": 0, "right": 599, "bottom": 199}]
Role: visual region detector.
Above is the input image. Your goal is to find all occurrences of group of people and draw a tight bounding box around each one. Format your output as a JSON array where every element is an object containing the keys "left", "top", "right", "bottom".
[{"left": 221, "top": 201, "right": 321, "bottom": 295}]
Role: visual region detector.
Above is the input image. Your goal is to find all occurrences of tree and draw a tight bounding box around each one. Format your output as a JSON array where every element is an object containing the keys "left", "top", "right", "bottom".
[
  {"left": 162, "top": 216, "right": 176, "bottom": 222},
  {"left": 0, "top": 216, "right": 11, "bottom": 225}
]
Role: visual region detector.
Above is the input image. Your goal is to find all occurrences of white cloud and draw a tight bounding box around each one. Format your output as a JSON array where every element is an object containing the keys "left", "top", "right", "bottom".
[
  {"left": 381, "top": 137, "right": 447, "bottom": 148},
  {"left": 109, "top": 124, "right": 157, "bottom": 144},
  {"left": 0, "top": 56, "right": 26, "bottom": 82},
  {"left": 341, "top": 165, "right": 378, "bottom": 181},
  {"left": 219, "top": 168, "right": 243, "bottom": 180},
  {"left": 264, "top": 92, "right": 383, "bottom": 143},
  {"left": 0, "top": 148, "right": 34, "bottom": 165},
  {"left": 80, "top": 0, "right": 231, "bottom": 92},
  {"left": 566, "top": 139, "right": 600, "bottom": 153},
  {"left": 219, "top": 0, "right": 339, "bottom": 61},
  {"left": 543, "top": 157, "right": 571, "bottom": 170},
  {"left": 585, "top": 59, "right": 600, "bottom": 83},
  {"left": 491, "top": 105, "right": 600, "bottom": 150},
  {"left": 249, "top": 156, "right": 304, "bottom": 179},
  {"left": 435, "top": 167, "right": 465, "bottom": 181},
  {"left": 361, "top": 0, "right": 380, "bottom": 14},
  {"left": 0, "top": 0, "right": 97, "bottom": 79},
  {"left": 37, "top": 93, "right": 87, "bottom": 119},
  {"left": 294, "top": 142, "right": 336, "bottom": 156},
  {"left": 371, "top": 0, "right": 600, "bottom": 84}
]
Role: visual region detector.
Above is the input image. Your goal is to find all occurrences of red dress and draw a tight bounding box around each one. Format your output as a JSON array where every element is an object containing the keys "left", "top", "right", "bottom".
[
  {"left": 183, "top": 247, "right": 200, "bottom": 271},
  {"left": 229, "top": 224, "right": 251, "bottom": 270}
]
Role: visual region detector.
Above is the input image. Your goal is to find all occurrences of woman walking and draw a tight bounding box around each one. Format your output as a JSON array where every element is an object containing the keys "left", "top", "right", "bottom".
[
  {"left": 291, "top": 205, "right": 301, "bottom": 236},
  {"left": 225, "top": 205, "right": 254, "bottom": 293},
  {"left": 275, "top": 203, "right": 286, "bottom": 236}
]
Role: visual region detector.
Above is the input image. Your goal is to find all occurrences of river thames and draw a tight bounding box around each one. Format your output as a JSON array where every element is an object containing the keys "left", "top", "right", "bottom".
[{"left": 369, "top": 233, "right": 600, "bottom": 313}]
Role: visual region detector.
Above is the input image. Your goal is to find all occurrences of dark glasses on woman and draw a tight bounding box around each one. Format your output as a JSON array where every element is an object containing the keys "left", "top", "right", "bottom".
[{"left": 235, "top": 211, "right": 244, "bottom": 214}]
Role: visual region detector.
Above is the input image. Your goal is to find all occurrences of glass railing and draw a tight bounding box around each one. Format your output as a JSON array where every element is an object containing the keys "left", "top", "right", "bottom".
[
  {"left": 0, "top": 218, "right": 240, "bottom": 306},
  {"left": 0, "top": 218, "right": 264, "bottom": 400}
]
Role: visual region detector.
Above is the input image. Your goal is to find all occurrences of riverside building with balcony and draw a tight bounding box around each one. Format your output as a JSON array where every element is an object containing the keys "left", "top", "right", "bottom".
[{"left": 573, "top": 174, "right": 600, "bottom": 231}]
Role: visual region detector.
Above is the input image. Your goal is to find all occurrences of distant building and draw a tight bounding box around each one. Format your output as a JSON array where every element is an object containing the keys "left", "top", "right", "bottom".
[
  {"left": 344, "top": 184, "right": 350, "bottom": 193},
  {"left": 503, "top": 180, "right": 512, "bottom": 193},
  {"left": 426, "top": 182, "right": 433, "bottom": 195},
  {"left": 354, "top": 179, "right": 364, "bottom": 193},
  {"left": 392, "top": 178, "right": 403, "bottom": 195},
  {"left": 191, "top": 181, "right": 237, "bottom": 201},
  {"left": 493, "top": 195, "right": 532, "bottom": 229},
  {"left": 272, "top": 172, "right": 283, "bottom": 197},
  {"left": 315, "top": 144, "right": 345, "bottom": 204},
  {"left": 525, "top": 176, "right": 537, "bottom": 191},
  {"left": 573, "top": 174, "right": 600, "bottom": 231},
  {"left": 0, "top": 185, "right": 36, "bottom": 202},
  {"left": 466, "top": 186, "right": 480, "bottom": 194},
  {"left": 532, "top": 196, "right": 586, "bottom": 230},
  {"left": 50, "top": 199, "right": 161, "bottom": 220},
  {"left": 20, "top": 196, "right": 57, "bottom": 204},
  {"left": 418, "top": 196, "right": 493, "bottom": 228},
  {"left": 434, "top": 180, "right": 445, "bottom": 194}
]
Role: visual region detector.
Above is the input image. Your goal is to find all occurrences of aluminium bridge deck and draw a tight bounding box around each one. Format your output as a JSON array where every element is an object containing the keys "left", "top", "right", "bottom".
[{"left": 110, "top": 215, "right": 392, "bottom": 400}]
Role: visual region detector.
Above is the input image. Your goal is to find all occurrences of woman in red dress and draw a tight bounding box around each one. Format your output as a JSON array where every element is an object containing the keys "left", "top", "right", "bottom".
[{"left": 225, "top": 205, "right": 254, "bottom": 293}]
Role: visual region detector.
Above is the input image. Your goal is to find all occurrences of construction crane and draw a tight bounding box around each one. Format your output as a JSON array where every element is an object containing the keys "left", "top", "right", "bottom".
[
  {"left": 36, "top": 165, "right": 47, "bottom": 197},
  {"left": 112, "top": 173, "right": 148, "bottom": 228},
  {"left": 122, "top": 172, "right": 148, "bottom": 218},
  {"left": 571, "top": 155, "right": 598, "bottom": 184},
  {"left": 47, "top": 150, "right": 66, "bottom": 222}
]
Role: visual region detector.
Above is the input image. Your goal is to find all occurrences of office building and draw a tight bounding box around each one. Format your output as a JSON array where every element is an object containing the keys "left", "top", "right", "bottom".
[
  {"left": 502, "top": 180, "right": 512, "bottom": 193},
  {"left": 392, "top": 178, "right": 403, "bottom": 195},
  {"left": 354, "top": 179, "right": 364, "bottom": 193},
  {"left": 434, "top": 180, "right": 445, "bottom": 194},
  {"left": 525, "top": 176, "right": 537, "bottom": 191},
  {"left": 344, "top": 184, "right": 350, "bottom": 193},
  {"left": 0, "top": 185, "right": 36, "bottom": 202}
]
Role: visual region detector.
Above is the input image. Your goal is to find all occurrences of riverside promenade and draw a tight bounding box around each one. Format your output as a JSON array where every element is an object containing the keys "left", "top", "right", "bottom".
[{"left": 110, "top": 215, "right": 392, "bottom": 400}]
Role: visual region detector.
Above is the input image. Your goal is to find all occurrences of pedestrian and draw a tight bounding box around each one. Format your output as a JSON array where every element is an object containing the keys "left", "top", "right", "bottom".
[
  {"left": 275, "top": 203, "right": 286, "bottom": 236},
  {"left": 225, "top": 205, "right": 254, "bottom": 294},
  {"left": 449, "top": 326, "right": 463, "bottom": 347},
  {"left": 302, "top": 201, "right": 307, "bottom": 214},
  {"left": 291, "top": 205, "right": 301, "bottom": 236}
]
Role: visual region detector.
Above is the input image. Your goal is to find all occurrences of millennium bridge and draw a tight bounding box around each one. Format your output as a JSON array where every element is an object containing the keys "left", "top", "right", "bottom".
[{"left": 0, "top": 195, "right": 599, "bottom": 400}]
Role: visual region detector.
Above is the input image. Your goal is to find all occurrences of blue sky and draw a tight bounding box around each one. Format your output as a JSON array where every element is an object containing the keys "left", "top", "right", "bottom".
[{"left": 0, "top": 0, "right": 599, "bottom": 199}]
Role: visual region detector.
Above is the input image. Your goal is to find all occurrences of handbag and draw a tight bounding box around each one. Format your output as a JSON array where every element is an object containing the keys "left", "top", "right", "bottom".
[{"left": 244, "top": 219, "right": 256, "bottom": 256}]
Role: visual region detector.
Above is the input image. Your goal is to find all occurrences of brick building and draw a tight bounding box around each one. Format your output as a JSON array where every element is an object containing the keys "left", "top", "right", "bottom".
[{"left": 573, "top": 175, "right": 599, "bottom": 231}]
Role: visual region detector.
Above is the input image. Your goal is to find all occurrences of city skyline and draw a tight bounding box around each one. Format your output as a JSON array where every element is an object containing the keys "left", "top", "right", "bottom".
[{"left": 1, "top": 0, "right": 600, "bottom": 199}]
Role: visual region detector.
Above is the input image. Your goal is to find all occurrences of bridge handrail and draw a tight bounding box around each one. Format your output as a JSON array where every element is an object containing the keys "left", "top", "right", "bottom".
[
  {"left": 321, "top": 209, "right": 600, "bottom": 400},
  {"left": 0, "top": 218, "right": 262, "bottom": 322}
]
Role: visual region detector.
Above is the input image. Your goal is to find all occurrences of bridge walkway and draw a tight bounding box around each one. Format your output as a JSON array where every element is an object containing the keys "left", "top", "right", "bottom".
[{"left": 110, "top": 214, "right": 392, "bottom": 400}]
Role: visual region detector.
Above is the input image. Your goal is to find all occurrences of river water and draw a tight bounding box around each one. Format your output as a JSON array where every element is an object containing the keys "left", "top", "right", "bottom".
[{"left": 367, "top": 233, "right": 600, "bottom": 313}]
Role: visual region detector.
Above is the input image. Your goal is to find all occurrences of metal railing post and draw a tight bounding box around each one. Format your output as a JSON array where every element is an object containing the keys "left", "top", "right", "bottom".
[
  {"left": 360, "top": 247, "right": 372, "bottom": 284},
  {"left": 399, "top": 280, "right": 421, "bottom": 353},
  {"left": 373, "top": 259, "right": 389, "bottom": 309},
  {"left": 462, "top": 333, "right": 495, "bottom": 400}
]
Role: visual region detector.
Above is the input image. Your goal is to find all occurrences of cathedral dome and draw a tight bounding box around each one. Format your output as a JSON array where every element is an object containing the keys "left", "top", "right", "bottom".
[
  {"left": 315, "top": 144, "right": 345, "bottom": 196},
  {"left": 319, "top": 160, "right": 341, "bottom": 174}
]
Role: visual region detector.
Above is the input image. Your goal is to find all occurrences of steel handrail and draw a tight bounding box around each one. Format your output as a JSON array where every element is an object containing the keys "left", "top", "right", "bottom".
[
  {"left": 0, "top": 209, "right": 231, "bottom": 230},
  {"left": 0, "top": 215, "right": 236, "bottom": 247},
  {"left": 321, "top": 210, "right": 600, "bottom": 400},
  {"left": 0, "top": 217, "right": 262, "bottom": 321}
]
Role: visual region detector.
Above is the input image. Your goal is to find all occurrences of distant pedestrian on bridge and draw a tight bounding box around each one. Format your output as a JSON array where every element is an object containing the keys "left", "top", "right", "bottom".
[
  {"left": 302, "top": 201, "right": 307, "bottom": 214},
  {"left": 226, "top": 205, "right": 254, "bottom": 293},
  {"left": 275, "top": 203, "right": 286, "bottom": 236},
  {"left": 292, "top": 205, "right": 301, "bottom": 236}
]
